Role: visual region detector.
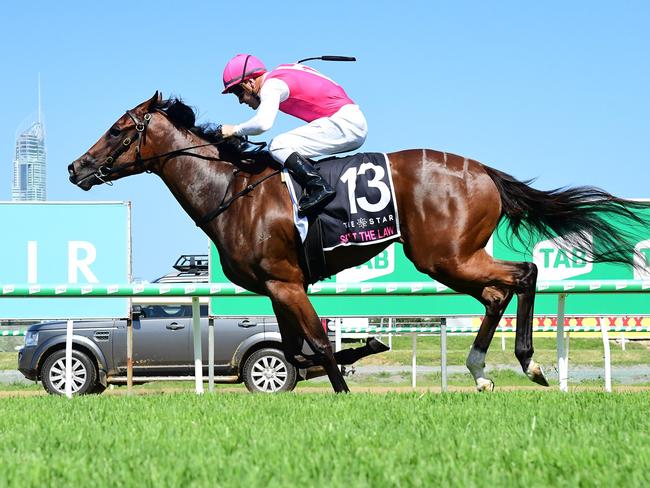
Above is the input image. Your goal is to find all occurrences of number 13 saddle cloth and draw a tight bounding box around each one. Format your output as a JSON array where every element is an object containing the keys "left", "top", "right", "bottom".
[{"left": 283, "top": 152, "right": 401, "bottom": 252}]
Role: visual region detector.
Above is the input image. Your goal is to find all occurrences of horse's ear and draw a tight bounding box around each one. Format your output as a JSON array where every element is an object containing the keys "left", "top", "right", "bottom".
[{"left": 146, "top": 90, "right": 162, "bottom": 111}]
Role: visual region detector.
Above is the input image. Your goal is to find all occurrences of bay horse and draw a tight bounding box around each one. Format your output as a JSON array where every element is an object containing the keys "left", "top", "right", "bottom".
[{"left": 69, "top": 92, "right": 650, "bottom": 393}]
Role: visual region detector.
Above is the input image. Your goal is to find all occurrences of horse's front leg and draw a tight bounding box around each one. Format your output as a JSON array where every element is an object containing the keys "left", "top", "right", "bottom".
[{"left": 267, "top": 281, "right": 349, "bottom": 393}]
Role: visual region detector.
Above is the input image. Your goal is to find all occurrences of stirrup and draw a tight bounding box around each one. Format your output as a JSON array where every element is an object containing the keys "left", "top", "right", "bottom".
[{"left": 298, "top": 187, "right": 336, "bottom": 215}]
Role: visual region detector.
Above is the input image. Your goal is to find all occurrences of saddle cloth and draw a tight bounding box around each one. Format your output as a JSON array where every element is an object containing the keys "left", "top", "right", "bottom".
[{"left": 283, "top": 152, "right": 401, "bottom": 252}]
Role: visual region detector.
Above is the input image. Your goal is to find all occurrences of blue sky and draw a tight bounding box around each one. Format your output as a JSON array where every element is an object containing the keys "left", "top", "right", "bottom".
[{"left": 1, "top": 1, "right": 648, "bottom": 281}]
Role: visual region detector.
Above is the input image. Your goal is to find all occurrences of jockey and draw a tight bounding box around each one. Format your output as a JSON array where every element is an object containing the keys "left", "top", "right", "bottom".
[{"left": 219, "top": 54, "right": 368, "bottom": 215}]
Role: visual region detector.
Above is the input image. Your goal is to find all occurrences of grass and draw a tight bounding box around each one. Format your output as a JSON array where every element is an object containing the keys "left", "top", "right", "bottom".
[
  {"left": 2, "top": 334, "right": 649, "bottom": 394},
  {"left": 0, "top": 352, "right": 18, "bottom": 370},
  {"left": 3, "top": 335, "right": 648, "bottom": 372},
  {"left": 1, "top": 392, "right": 650, "bottom": 487},
  {"left": 352, "top": 335, "right": 650, "bottom": 367}
]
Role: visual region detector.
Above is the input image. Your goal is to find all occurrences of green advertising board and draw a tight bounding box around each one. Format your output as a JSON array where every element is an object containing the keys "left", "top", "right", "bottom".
[
  {"left": 209, "top": 206, "right": 650, "bottom": 317},
  {"left": 492, "top": 205, "right": 650, "bottom": 316}
]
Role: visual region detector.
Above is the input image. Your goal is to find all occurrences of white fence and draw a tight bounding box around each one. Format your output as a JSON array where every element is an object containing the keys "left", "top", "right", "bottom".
[{"left": 2, "top": 280, "right": 649, "bottom": 395}]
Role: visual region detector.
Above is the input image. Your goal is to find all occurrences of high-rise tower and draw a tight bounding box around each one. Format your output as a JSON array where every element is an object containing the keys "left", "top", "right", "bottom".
[{"left": 12, "top": 76, "right": 46, "bottom": 201}]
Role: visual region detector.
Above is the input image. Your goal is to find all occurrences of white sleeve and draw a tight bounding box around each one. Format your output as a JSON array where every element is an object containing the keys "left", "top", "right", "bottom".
[{"left": 232, "top": 78, "right": 289, "bottom": 136}]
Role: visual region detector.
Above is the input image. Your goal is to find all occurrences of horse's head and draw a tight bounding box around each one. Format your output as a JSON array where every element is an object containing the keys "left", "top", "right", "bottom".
[{"left": 69, "top": 91, "right": 165, "bottom": 190}]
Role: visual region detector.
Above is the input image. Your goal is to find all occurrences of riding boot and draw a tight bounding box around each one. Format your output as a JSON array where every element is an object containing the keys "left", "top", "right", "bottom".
[{"left": 284, "top": 152, "right": 336, "bottom": 215}]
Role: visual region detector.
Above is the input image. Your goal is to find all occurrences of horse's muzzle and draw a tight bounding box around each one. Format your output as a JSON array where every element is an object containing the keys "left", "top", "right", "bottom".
[
  {"left": 68, "top": 159, "right": 96, "bottom": 190},
  {"left": 67, "top": 162, "right": 77, "bottom": 183}
]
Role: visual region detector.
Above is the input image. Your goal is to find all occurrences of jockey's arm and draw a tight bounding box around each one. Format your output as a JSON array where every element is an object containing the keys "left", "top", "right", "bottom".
[{"left": 232, "top": 78, "right": 289, "bottom": 137}]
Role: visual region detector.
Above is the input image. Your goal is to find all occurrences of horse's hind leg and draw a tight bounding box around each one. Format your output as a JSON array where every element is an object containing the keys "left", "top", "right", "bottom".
[
  {"left": 463, "top": 257, "right": 548, "bottom": 388},
  {"left": 267, "top": 281, "right": 350, "bottom": 393},
  {"left": 407, "top": 248, "right": 548, "bottom": 389},
  {"left": 456, "top": 257, "right": 548, "bottom": 388},
  {"left": 465, "top": 285, "right": 514, "bottom": 391},
  {"left": 513, "top": 261, "right": 548, "bottom": 386}
]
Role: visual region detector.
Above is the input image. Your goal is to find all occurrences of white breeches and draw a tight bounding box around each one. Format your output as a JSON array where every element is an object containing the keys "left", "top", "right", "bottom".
[{"left": 268, "top": 104, "right": 368, "bottom": 164}]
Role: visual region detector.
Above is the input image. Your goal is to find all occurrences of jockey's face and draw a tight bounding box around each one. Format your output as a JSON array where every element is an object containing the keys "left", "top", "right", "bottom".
[{"left": 232, "top": 79, "right": 260, "bottom": 110}]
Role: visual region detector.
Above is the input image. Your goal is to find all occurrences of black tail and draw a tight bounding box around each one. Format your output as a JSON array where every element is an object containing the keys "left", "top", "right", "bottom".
[{"left": 482, "top": 165, "right": 650, "bottom": 266}]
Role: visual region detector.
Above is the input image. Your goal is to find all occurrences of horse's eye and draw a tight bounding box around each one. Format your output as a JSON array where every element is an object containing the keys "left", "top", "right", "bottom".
[{"left": 109, "top": 127, "right": 121, "bottom": 137}]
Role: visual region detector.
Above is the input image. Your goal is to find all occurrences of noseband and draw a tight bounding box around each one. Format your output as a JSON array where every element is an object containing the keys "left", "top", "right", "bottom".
[{"left": 82, "top": 108, "right": 280, "bottom": 225}]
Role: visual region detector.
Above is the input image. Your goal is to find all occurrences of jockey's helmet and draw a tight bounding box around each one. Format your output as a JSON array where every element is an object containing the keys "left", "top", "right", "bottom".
[{"left": 222, "top": 54, "right": 267, "bottom": 94}]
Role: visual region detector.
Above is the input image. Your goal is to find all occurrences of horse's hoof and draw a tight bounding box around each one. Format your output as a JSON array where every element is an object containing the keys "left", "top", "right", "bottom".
[
  {"left": 475, "top": 377, "right": 494, "bottom": 392},
  {"left": 526, "top": 362, "right": 550, "bottom": 387},
  {"left": 367, "top": 337, "right": 390, "bottom": 354}
]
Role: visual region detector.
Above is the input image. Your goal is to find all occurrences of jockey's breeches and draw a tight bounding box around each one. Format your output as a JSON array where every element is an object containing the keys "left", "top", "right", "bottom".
[{"left": 268, "top": 104, "right": 367, "bottom": 164}]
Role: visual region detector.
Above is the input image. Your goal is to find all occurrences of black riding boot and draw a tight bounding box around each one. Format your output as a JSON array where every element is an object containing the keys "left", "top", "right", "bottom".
[{"left": 284, "top": 152, "right": 336, "bottom": 215}]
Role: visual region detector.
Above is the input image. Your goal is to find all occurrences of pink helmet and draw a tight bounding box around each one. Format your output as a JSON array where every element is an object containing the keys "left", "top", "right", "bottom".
[{"left": 222, "top": 54, "right": 267, "bottom": 94}]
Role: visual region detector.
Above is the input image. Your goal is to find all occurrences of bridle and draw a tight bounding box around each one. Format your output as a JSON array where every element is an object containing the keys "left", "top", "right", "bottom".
[
  {"left": 94, "top": 110, "right": 153, "bottom": 185},
  {"left": 84, "top": 109, "right": 232, "bottom": 186},
  {"left": 80, "top": 107, "right": 280, "bottom": 226}
]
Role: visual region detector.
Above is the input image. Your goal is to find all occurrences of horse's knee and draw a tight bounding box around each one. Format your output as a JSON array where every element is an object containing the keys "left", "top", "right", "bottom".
[{"left": 481, "top": 287, "right": 512, "bottom": 316}]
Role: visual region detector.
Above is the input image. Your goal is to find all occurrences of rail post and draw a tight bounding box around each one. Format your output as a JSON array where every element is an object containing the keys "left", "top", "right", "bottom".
[
  {"left": 191, "top": 296, "right": 204, "bottom": 394},
  {"left": 556, "top": 293, "right": 568, "bottom": 392},
  {"left": 601, "top": 322, "right": 612, "bottom": 392},
  {"left": 208, "top": 318, "right": 215, "bottom": 392},
  {"left": 65, "top": 319, "right": 73, "bottom": 399},
  {"left": 441, "top": 318, "right": 448, "bottom": 392},
  {"left": 411, "top": 332, "right": 417, "bottom": 389},
  {"left": 127, "top": 317, "right": 133, "bottom": 394}
]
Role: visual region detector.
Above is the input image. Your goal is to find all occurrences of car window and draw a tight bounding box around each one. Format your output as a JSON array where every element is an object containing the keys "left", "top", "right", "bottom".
[
  {"left": 141, "top": 305, "right": 187, "bottom": 318},
  {"left": 139, "top": 304, "right": 208, "bottom": 318}
]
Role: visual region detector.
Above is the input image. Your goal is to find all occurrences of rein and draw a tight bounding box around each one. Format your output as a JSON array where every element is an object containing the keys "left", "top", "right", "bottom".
[
  {"left": 84, "top": 108, "right": 280, "bottom": 225},
  {"left": 90, "top": 109, "right": 223, "bottom": 185},
  {"left": 194, "top": 169, "right": 280, "bottom": 227}
]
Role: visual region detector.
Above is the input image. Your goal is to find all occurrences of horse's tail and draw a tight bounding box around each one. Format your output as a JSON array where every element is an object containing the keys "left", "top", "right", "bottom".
[{"left": 482, "top": 165, "right": 650, "bottom": 266}]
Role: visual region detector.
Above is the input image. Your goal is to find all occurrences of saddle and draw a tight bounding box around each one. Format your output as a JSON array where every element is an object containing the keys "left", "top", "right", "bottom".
[
  {"left": 229, "top": 140, "right": 401, "bottom": 283},
  {"left": 284, "top": 152, "right": 401, "bottom": 283}
]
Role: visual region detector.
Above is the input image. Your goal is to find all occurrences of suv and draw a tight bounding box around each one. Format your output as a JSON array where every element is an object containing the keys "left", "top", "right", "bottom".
[{"left": 18, "top": 255, "right": 324, "bottom": 395}]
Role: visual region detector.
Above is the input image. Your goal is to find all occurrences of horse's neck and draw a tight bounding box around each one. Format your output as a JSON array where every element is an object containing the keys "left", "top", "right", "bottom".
[{"left": 154, "top": 132, "right": 235, "bottom": 224}]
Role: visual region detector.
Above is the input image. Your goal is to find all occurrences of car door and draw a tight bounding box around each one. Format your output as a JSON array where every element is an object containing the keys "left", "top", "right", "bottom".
[
  {"left": 200, "top": 312, "right": 264, "bottom": 373},
  {"left": 115, "top": 304, "right": 192, "bottom": 376}
]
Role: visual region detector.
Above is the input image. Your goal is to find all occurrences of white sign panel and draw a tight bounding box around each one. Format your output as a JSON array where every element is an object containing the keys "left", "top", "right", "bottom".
[{"left": 0, "top": 202, "right": 131, "bottom": 319}]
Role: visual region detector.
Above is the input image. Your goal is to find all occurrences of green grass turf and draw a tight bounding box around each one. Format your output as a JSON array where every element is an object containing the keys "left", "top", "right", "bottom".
[
  {"left": 1, "top": 392, "right": 649, "bottom": 487},
  {"left": 3, "top": 336, "right": 648, "bottom": 371}
]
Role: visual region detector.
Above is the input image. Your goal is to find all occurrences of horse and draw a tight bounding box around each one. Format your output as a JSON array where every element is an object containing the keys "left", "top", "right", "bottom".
[{"left": 69, "top": 91, "right": 650, "bottom": 393}]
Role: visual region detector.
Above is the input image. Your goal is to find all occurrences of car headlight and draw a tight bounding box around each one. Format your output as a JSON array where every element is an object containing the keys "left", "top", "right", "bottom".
[{"left": 24, "top": 331, "right": 39, "bottom": 347}]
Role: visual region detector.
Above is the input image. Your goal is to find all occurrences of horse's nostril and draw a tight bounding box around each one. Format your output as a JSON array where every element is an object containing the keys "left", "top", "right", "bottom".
[{"left": 67, "top": 163, "right": 75, "bottom": 174}]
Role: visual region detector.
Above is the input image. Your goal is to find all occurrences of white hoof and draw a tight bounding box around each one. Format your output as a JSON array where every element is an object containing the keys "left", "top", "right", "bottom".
[
  {"left": 526, "top": 361, "right": 550, "bottom": 387},
  {"left": 475, "top": 377, "right": 494, "bottom": 392}
]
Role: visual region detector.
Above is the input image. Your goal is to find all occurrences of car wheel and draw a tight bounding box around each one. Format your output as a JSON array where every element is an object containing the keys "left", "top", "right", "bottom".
[
  {"left": 242, "top": 348, "right": 298, "bottom": 393},
  {"left": 41, "top": 349, "right": 98, "bottom": 396}
]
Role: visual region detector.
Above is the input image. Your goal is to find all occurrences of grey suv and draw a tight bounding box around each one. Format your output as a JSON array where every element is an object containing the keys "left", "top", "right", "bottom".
[{"left": 18, "top": 255, "right": 323, "bottom": 395}]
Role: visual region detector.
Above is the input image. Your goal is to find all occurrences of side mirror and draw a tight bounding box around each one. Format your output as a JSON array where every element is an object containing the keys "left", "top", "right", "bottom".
[{"left": 131, "top": 305, "right": 144, "bottom": 319}]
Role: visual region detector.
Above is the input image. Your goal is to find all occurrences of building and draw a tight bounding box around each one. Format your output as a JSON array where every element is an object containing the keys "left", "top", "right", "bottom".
[{"left": 11, "top": 79, "right": 46, "bottom": 201}]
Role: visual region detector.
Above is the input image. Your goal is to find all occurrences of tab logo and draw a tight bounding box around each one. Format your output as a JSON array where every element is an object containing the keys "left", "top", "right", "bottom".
[
  {"left": 336, "top": 244, "right": 395, "bottom": 282},
  {"left": 533, "top": 234, "right": 593, "bottom": 280},
  {"left": 634, "top": 239, "right": 650, "bottom": 280}
]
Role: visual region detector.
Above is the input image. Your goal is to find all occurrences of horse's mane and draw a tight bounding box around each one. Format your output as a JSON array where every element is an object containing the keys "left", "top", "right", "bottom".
[
  {"left": 153, "top": 97, "right": 271, "bottom": 172},
  {"left": 153, "top": 97, "right": 223, "bottom": 143}
]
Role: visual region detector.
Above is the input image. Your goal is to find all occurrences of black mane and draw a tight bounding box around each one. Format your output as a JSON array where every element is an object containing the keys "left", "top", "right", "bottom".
[
  {"left": 154, "top": 97, "right": 223, "bottom": 143},
  {"left": 153, "top": 97, "right": 272, "bottom": 172}
]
